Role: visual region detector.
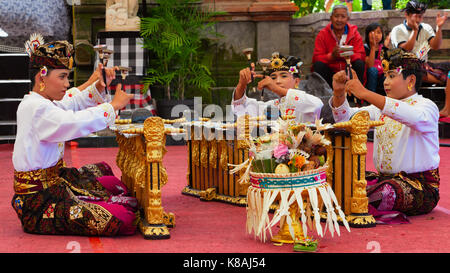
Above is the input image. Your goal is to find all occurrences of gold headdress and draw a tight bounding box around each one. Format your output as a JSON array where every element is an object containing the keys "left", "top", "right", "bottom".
[
  {"left": 268, "top": 52, "right": 303, "bottom": 76},
  {"left": 25, "top": 33, "right": 75, "bottom": 70},
  {"left": 381, "top": 48, "right": 424, "bottom": 74}
]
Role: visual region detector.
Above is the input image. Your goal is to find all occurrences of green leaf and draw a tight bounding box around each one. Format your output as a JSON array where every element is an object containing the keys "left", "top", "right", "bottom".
[{"left": 141, "top": 0, "right": 222, "bottom": 99}]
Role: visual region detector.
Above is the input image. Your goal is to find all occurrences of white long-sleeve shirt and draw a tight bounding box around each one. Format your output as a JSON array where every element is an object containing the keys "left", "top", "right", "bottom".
[
  {"left": 329, "top": 93, "right": 440, "bottom": 174},
  {"left": 231, "top": 88, "right": 323, "bottom": 123},
  {"left": 12, "top": 82, "right": 116, "bottom": 172}
]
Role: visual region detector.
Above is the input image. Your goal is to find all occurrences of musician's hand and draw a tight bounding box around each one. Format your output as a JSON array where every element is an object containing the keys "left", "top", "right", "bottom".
[
  {"left": 87, "top": 66, "right": 101, "bottom": 84},
  {"left": 332, "top": 70, "right": 347, "bottom": 97},
  {"left": 344, "top": 71, "right": 368, "bottom": 99},
  {"left": 95, "top": 64, "right": 119, "bottom": 93},
  {"left": 238, "top": 63, "right": 259, "bottom": 86},
  {"left": 110, "top": 83, "right": 133, "bottom": 111},
  {"left": 257, "top": 76, "right": 285, "bottom": 96},
  {"left": 235, "top": 63, "right": 263, "bottom": 100}
]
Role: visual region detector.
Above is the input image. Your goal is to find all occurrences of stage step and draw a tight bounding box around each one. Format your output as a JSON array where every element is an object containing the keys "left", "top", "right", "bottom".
[
  {"left": 0, "top": 120, "right": 17, "bottom": 136},
  {"left": 0, "top": 53, "right": 29, "bottom": 80},
  {"left": 418, "top": 86, "right": 445, "bottom": 109},
  {"left": 0, "top": 53, "right": 30, "bottom": 143},
  {"left": 0, "top": 135, "right": 16, "bottom": 144},
  {"left": 0, "top": 80, "right": 30, "bottom": 98},
  {"left": 0, "top": 99, "right": 21, "bottom": 121}
]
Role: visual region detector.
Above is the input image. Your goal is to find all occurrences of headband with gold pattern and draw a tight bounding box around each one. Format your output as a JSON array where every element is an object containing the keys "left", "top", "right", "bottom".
[{"left": 25, "top": 33, "right": 74, "bottom": 70}]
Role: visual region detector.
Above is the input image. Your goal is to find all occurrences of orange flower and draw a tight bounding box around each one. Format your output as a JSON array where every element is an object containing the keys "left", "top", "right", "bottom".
[
  {"left": 288, "top": 155, "right": 306, "bottom": 170},
  {"left": 295, "top": 155, "right": 306, "bottom": 169}
]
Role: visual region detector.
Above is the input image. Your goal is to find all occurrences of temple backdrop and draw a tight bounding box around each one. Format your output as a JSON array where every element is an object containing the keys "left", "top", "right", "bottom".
[{"left": 69, "top": 1, "right": 450, "bottom": 109}]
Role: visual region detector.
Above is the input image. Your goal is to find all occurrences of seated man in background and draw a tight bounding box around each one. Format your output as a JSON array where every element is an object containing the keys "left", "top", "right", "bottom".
[{"left": 312, "top": 4, "right": 366, "bottom": 97}]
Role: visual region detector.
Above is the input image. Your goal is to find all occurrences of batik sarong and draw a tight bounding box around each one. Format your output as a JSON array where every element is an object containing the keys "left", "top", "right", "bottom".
[
  {"left": 366, "top": 168, "right": 440, "bottom": 224},
  {"left": 425, "top": 62, "right": 450, "bottom": 84},
  {"left": 11, "top": 160, "right": 138, "bottom": 236}
]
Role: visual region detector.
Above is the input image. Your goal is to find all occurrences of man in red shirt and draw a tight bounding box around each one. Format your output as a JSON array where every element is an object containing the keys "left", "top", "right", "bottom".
[{"left": 312, "top": 5, "right": 365, "bottom": 91}]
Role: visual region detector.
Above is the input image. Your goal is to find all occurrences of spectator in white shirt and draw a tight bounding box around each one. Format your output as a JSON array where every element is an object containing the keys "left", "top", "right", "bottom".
[{"left": 389, "top": 0, "right": 450, "bottom": 117}]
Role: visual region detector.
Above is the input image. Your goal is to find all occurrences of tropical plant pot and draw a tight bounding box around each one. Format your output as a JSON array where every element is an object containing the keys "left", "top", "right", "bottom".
[{"left": 156, "top": 98, "right": 195, "bottom": 120}]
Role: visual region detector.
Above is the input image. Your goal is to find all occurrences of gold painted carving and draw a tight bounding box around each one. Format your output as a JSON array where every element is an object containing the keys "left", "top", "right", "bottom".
[
  {"left": 334, "top": 111, "right": 384, "bottom": 155},
  {"left": 219, "top": 141, "right": 228, "bottom": 170},
  {"left": 144, "top": 117, "right": 165, "bottom": 163},
  {"left": 200, "top": 139, "right": 208, "bottom": 166},
  {"left": 192, "top": 140, "right": 199, "bottom": 166},
  {"left": 324, "top": 131, "right": 334, "bottom": 186},
  {"left": 333, "top": 111, "right": 384, "bottom": 227},
  {"left": 199, "top": 188, "right": 216, "bottom": 201},
  {"left": 209, "top": 140, "right": 218, "bottom": 168},
  {"left": 182, "top": 186, "right": 247, "bottom": 206},
  {"left": 346, "top": 214, "right": 376, "bottom": 226},
  {"left": 113, "top": 116, "right": 180, "bottom": 239}
]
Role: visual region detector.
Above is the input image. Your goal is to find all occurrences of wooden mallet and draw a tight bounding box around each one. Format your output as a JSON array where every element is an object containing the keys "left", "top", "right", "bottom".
[{"left": 258, "top": 58, "right": 271, "bottom": 99}]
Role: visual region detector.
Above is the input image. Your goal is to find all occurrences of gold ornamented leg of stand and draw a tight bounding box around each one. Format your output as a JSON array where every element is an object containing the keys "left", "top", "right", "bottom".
[
  {"left": 334, "top": 111, "right": 383, "bottom": 228},
  {"left": 139, "top": 221, "right": 170, "bottom": 240},
  {"left": 141, "top": 117, "right": 173, "bottom": 239},
  {"left": 347, "top": 154, "right": 376, "bottom": 227},
  {"left": 199, "top": 187, "right": 216, "bottom": 201},
  {"left": 163, "top": 211, "right": 175, "bottom": 228},
  {"left": 271, "top": 203, "right": 305, "bottom": 244},
  {"left": 139, "top": 162, "right": 170, "bottom": 239}
]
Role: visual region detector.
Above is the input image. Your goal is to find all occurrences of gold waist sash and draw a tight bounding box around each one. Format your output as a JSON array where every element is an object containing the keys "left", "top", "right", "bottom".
[{"left": 14, "top": 160, "right": 65, "bottom": 195}]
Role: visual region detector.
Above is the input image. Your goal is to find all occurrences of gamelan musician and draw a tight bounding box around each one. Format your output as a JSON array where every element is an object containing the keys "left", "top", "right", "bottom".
[
  {"left": 231, "top": 53, "right": 324, "bottom": 123},
  {"left": 11, "top": 35, "right": 137, "bottom": 236}
]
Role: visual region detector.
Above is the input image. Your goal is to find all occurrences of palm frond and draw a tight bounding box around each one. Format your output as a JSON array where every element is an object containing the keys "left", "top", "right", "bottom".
[
  {"left": 140, "top": 17, "right": 162, "bottom": 37},
  {"left": 141, "top": 0, "right": 222, "bottom": 99}
]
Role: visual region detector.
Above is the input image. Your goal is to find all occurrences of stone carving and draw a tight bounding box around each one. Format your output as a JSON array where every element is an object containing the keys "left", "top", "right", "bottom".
[{"left": 105, "top": 0, "right": 140, "bottom": 31}]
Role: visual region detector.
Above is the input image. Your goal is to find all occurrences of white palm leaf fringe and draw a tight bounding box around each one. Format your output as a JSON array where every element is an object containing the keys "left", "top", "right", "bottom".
[
  {"left": 327, "top": 185, "right": 351, "bottom": 232},
  {"left": 255, "top": 189, "right": 267, "bottom": 242},
  {"left": 318, "top": 186, "right": 339, "bottom": 236},
  {"left": 269, "top": 190, "right": 296, "bottom": 239},
  {"left": 246, "top": 187, "right": 256, "bottom": 236},
  {"left": 247, "top": 187, "right": 261, "bottom": 241},
  {"left": 263, "top": 190, "right": 277, "bottom": 241},
  {"left": 229, "top": 138, "right": 256, "bottom": 185},
  {"left": 307, "top": 187, "right": 323, "bottom": 237},
  {"left": 228, "top": 158, "right": 253, "bottom": 185},
  {"left": 306, "top": 200, "right": 313, "bottom": 230},
  {"left": 258, "top": 189, "right": 278, "bottom": 242},
  {"left": 294, "top": 190, "right": 308, "bottom": 236},
  {"left": 255, "top": 188, "right": 264, "bottom": 239},
  {"left": 246, "top": 184, "right": 350, "bottom": 242}
]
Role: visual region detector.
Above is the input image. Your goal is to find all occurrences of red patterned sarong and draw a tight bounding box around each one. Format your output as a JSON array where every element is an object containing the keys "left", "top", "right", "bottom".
[
  {"left": 11, "top": 161, "right": 137, "bottom": 236},
  {"left": 366, "top": 169, "right": 440, "bottom": 224}
]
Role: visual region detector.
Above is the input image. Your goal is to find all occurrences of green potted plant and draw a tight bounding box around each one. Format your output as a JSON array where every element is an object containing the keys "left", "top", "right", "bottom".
[{"left": 140, "top": 0, "right": 224, "bottom": 119}]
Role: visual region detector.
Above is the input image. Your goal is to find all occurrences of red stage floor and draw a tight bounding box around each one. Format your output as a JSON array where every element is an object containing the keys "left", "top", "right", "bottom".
[{"left": 1, "top": 141, "right": 449, "bottom": 253}]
